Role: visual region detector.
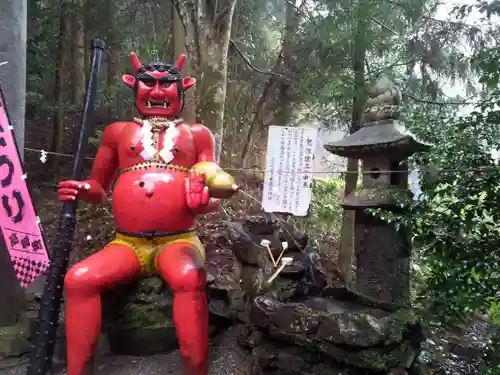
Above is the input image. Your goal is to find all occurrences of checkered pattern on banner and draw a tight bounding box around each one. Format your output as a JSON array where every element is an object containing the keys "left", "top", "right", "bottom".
[{"left": 10, "top": 256, "right": 50, "bottom": 288}]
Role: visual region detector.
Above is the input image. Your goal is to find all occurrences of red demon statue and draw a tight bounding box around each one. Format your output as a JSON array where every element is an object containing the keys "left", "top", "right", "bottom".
[{"left": 58, "top": 53, "right": 237, "bottom": 375}]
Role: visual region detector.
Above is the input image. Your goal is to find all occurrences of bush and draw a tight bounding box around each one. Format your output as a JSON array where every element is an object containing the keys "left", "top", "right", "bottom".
[{"left": 294, "top": 177, "right": 344, "bottom": 239}]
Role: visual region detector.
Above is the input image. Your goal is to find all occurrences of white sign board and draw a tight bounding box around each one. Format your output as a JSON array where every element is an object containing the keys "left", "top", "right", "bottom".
[
  {"left": 409, "top": 168, "right": 422, "bottom": 201},
  {"left": 262, "top": 126, "right": 318, "bottom": 216}
]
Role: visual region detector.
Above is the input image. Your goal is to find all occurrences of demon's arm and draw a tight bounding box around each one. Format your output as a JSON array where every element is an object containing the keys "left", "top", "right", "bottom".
[
  {"left": 59, "top": 122, "right": 126, "bottom": 204},
  {"left": 189, "top": 124, "right": 237, "bottom": 213}
]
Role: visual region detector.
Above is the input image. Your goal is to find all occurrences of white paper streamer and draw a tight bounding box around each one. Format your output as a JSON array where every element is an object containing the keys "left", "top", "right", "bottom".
[{"left": 40, "top": 150, "right": 48, "bottom": 164}]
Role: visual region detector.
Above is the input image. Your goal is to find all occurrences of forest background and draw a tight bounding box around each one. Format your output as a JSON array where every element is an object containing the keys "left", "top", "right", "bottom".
[{"left": 21, "top": 0, "right": 500, "bottom": 372}]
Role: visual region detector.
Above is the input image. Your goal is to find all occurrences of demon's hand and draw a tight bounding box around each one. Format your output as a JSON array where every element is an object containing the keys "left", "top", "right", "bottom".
[
  {"left": 185, "top": 170, "right": 210, "bottom": 212},
  {"left": 58, "top": 180, "right": 105, "bottom": 204}
]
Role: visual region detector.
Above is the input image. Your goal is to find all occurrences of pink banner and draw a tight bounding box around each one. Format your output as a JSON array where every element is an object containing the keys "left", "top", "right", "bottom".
[{"left": 0, "top": 90, "right": 50, "bottom": 288}]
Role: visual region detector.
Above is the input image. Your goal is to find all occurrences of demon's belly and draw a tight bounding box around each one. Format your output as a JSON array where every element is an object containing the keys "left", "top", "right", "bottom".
[{"left": 111, "top": 169, "right": 196, "bottom": 233}]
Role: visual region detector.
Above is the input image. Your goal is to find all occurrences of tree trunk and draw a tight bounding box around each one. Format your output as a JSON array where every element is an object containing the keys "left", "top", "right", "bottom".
[
  {"left": 338, "top": 2, "right": 370, "bottom": 283},
  {"left": 106, "top": 0, "right": 118, "bottom": 121},
  {"left": 174, "top": 0, "right": 238, "bottom": 162},
  {"left": 83, "top": 0, "right": 90, "bottom": 83},
  {"left": 69, "top": 0, "right": 85, "bottom": 105},
  {"left": 240, "top": 50, "right": 283, "bottom": 168},
  {"left": 274, "top": 0, "right": 299, "bottom": 126},
  {"left": 50, "top": 0, "right": 69, "bottom": 170},
  {"left": 172, "top": 3, "right": 196, "bottom": 124}
]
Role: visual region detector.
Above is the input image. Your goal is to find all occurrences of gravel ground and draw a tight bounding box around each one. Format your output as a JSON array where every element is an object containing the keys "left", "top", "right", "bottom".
[{"left": 0, "top": 326, "right": 252, "bottom": 375}]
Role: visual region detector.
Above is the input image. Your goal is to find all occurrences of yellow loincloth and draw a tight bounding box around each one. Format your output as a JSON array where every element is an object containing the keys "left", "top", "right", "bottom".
[{"left": 106, "top": 231, "right": 205, "bottom": 275}]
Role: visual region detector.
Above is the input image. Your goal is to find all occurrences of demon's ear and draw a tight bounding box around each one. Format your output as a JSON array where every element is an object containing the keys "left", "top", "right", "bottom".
[
  {"left": 122, "top": 74, "right": 136, "bottom": 89},
  {"left": 181, "top": 77, "right": 196, "bottom": 90}
]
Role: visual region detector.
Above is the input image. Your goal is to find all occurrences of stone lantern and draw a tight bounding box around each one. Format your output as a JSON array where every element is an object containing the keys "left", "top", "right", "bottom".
[{"left": 324, "top": 83, "right": 431, "bottom": 305}]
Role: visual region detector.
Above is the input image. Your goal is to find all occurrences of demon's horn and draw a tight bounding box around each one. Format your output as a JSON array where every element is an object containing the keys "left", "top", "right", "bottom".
[
  {"left": 176, "top": 54, "right": 186, "bottom": 71},
  {"left": 129, "top": 51, "right": 142, "bottom": 72}
]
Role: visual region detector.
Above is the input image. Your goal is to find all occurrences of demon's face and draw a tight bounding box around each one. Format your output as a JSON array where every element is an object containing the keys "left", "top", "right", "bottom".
[{"left": 121, "top": 53, "right": 196, "bottom": 118}]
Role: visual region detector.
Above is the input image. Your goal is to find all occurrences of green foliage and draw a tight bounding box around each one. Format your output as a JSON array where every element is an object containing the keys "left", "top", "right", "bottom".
[
  {"left": 89, "top": 129, "right": 103, "bottom": 147},
  {"left": 296, "top": 178, "right": 344, "bottom": 238},
  {"left": 367, "top": 92, "right": 500, "bottom": 331},
  {"left": 491, "top": 299, "right": 500, "bottom": 327},
  {"left": 26, "top": 0, "right": 60, "bottom": 114}
]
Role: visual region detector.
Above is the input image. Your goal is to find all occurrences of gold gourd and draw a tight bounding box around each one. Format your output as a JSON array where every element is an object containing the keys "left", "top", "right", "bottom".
[{"left": 191, "top": 161, "right": 238, "bottom": 199}]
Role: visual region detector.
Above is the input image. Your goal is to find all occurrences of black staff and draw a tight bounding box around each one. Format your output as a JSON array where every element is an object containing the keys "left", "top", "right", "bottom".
[{"left": 26, "top": 38, "right": 105, "bottom": 375}]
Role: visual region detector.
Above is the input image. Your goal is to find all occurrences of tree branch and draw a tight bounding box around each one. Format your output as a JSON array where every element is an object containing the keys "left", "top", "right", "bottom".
[
  {"left": 285, "top": 0, "right": 309, "bottom": 14},
  {"left": 405, "top": 93, "right": 475, "bottom": 105},
  {"left": 230, "top": 40, "right": 283, "bottom": 76},
  {"left": 240, "top": 48, "right": 284, "bottom": 166},
  {"left": 372, "top": 17, "right": 398, "bottom": 35}
]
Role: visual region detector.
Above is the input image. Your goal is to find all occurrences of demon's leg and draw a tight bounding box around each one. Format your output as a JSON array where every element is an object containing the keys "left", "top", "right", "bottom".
[
  {"left": 156, "top": 243, "right": 208, "bottom": 375},
  {"left": 64, "top": 244, "right": 141, "bottom": 375}
]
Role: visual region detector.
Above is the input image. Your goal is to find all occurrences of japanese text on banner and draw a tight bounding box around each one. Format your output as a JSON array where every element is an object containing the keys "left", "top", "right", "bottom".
[
  {"left": 0, "top": 90, "right": 50, "bottom": 288},
  {"left": 262, "top": 126, "right": 318, "bottom": 216}
]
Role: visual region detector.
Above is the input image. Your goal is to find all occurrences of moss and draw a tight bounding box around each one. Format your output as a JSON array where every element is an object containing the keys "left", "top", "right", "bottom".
[
  {"left": 0, "top": 324, "right": 25, "bottom": 338},
  {"left": 357, "top": 341, "right": 414, "bottom": 371},
  {"left": 358, "top": 351, "right": 390, "bottom": 371},
  {"left": 0, "top": 355, "right": 29, "bottom": 370},
  {"left": 261, "top": 278, "right": 296, "bottom": 301},
  {"left": 387, "top": 308, "right": 420, "bottom": 342},
  {"left": 116, "top": 303, "right": 173, "bottom": 330},
  {"left": 392, "top": 308, "right": 419, "bottom": 325}
]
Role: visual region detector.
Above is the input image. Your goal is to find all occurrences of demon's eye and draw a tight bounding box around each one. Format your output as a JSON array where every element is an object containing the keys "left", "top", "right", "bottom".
[
  {"left": 160, "top": 82, "right": 174, "bottom": 88},
  {"left": 140, "top": 78, "right": 156, "bottom": 88}
]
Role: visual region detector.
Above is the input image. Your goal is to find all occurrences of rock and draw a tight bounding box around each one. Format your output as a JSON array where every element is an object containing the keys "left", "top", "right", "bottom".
[
  {"left": 226, "top": 221, "right": 275, "bottom": 269},
  {"left": 236, "top": 324, "right": 263, "bottom": 349},
  {"left": 102, "top": 276, "right": 178, "bottom": 355},
  {"left": 387, "top": 368, "right": 408, "bottom": 375},
  {"left": 226, "top": 216, "right": 310, "bottom": 266},
  {"left": 244, "top": 216, "right": 278, "bottom": 236},
  {"left": 225, "top": 220, "right": 276, "bottom": 297},
  {"left": 276, "top": 221, "right": 309, "bottom": 253},
  {"left": 24, "top": 294, "right": 67, "bottom": 367},
  {"left": 280, "top": 252, "right": 307, "bottom": 278},
  {"left": 101, "top": 267, "right": 245, "bottom": 356},
  {"left": 0, "top": 324, "right": 32, "bottom": 359},
  {"left": 415, "top": 315, "right": 498, "bottom": 375},
  {"left": 0, "top": 355, "right": 29, "bottom": 370},
  {"left": 302, "top": 241, "right": 328, "bottom": 288},
  {"left": 243, "top": 335, "right": 361, "bottom": 375},
  {"left": 0, "top": 292, "right": 67, "bottom": 370},
  {"left": 241, "top": 265, "right": 270, "bottom": 297},
  {"left": 262, "top": 277, "right": 305, "bottom": 302},
  {"left": 321, "top": 284, "right": 405, "bottom": 312},
  {"left": 254, "top": 342, "right": 312, "bottom": 374},
  {"left": 223, "top": 215, "right": 423, "bottom": 373},
  {"left": 206, "top": 269, "right": 246, "bottom": 322},
  {"left": 248, "top": 296, "right": 421, "bottom": 371},
  {"left": 225, "top": 216, "right": 329, "bottom": 303}
]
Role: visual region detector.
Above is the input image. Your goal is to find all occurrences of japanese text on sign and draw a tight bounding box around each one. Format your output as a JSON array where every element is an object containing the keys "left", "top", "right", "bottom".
[{"left": 262, "top": 126, "right": 318, "bottom": 216}]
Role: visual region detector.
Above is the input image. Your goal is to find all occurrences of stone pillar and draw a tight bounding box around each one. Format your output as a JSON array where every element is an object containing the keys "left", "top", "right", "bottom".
[
  {"left": 0, "top": 0, "right": 27, "bottom": 157},
  {"left": 324, "top": 83, "right": 431, "bottom": 306},
  {"left": 0, "top": 240, "right": 24, "bottom": 325},
  {"left": 353, "top": 205, "right": 410, "bottom": 304},
  {"left": 0, "top": 0, "right": 27, "bottom": 326}
]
